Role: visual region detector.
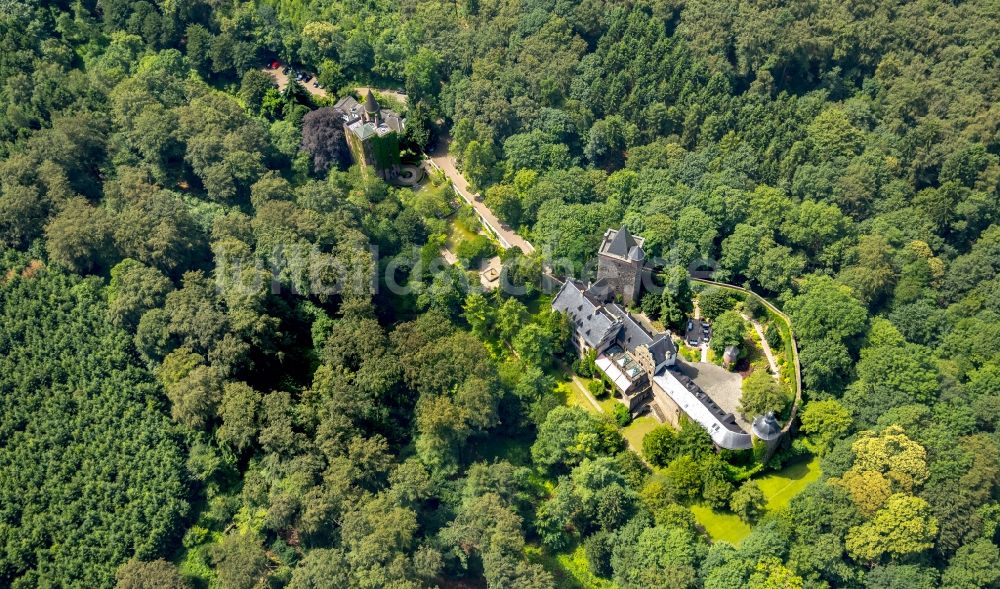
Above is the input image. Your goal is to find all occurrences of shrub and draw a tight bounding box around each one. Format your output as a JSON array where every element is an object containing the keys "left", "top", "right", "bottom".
[
  {"left": 765, "top": 323, "right": 783, "bottom": 349},
  {"left": 588, "top": 379, "right": 606, "bottom": 398},
  {"left": 743, "top": 294, "right": 766, "bottom": 319},
  {"left": 575, "top": 349, "right": 596, "bottom": 377},
  {"left": 612, "top": 402, "right": 631, "bottom": 426},
  {"left": 455, "top": 234, "right": 495, "bottom": 267}
]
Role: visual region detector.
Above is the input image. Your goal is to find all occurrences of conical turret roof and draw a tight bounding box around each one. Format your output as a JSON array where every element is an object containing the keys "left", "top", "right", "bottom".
[
  {"left": 752, "top": 411, "right": 782, "bottom": 440},
  {"left": 364, "top": 90, "right": 380, "bottom": 113}
]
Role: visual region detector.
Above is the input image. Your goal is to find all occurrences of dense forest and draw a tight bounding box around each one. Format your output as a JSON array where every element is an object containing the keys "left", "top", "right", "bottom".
[{"left": 0, "top": 0, "right": 998, "bottom": 587}]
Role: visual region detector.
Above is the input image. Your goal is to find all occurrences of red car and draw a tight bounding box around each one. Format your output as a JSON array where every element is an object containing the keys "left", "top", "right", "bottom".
[{"left": 270, "top": 60, "right": 280, "bottom": 69}]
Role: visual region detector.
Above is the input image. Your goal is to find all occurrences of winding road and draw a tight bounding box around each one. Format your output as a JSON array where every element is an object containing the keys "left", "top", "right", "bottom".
[
  {"left": 425, "top": 137, "right": 535, "bottom": 254},
  {"left": 263, "top": 67, "right": 535, "bottom": 255}
]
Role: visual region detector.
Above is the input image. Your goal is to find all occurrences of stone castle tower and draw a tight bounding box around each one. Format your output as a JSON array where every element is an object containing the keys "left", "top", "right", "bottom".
[{"left": 596, "top": 226, "right": 646, "bottom": 305}]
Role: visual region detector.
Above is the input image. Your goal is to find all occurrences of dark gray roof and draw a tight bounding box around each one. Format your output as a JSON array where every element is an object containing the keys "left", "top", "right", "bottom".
[
  {"left": 333, "top": 95, "right": 361, "bottom": 112},
  {"left": 606, "top": 303, "right": 676, "bottom": 367},
  {"left": 334, "top": 96, "right": 364, "bottom": 125},
  {"left": 382, "top": 111, "right": 405, "bottom": 133},
  {"left": 585, "top": 278, "right": 614, "bottom": 303},
  {"left": 653, "top": 369, "right": 752, "bottom": 450},
  {"left": 551, "top": 280, "right": 619, "bottom": 349},
  {"left": 606, "top": 226, "right": 636, "bottom": 257},
  {"left": 364, "top": 90, "right": 380, "bottom": 113},
  {"left": 752, "top": 412, "right": 783, "bottom": 440},
  {"left": 600, "top": 226, "right": 646, "bottom": 262}
]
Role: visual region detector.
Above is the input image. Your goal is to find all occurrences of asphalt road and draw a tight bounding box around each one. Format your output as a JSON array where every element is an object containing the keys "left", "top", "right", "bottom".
[
  {"left": 261, "top": 69, "right": 534, "bottom": 254},
  {"left": 426, "top": 136, "right": 536, "bottom": 254}
]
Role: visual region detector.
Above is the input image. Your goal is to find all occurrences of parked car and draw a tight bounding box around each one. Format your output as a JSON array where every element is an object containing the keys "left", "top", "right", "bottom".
[
  {"left": 702, "top": 332, "right": 711, "bottom": 343},
  {"left": 313, "top": 81, "right": 320, "bottom": 88},
  {"left": 687, "top": 320, "right": 694, "bottom": 332},
  {"left": 688, "top": 337, "right": 700, "bottom": 347}
]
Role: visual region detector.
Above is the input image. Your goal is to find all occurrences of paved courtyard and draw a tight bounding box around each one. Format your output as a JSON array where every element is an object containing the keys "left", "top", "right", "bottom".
[{"left": 674, "top": 358, "right": 750, "bottom": 431}]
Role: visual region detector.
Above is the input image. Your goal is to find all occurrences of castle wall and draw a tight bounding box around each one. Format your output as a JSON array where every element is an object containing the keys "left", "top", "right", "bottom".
[{"left": 597, "top": 254, "right": 642, "bottom": 305}]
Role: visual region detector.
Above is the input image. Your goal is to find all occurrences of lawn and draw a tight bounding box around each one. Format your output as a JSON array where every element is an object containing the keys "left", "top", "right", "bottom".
[
  {"left": 621, "top": 415, "right": 658, "bottom": 451},
  {"left": 690, "top": 504, "right": 752, "bottom": 546},
  {"left": 758, "top": 455, "right": 822, "bottom": 510},
  {"left": 445, "top": 213, "right": 478, "bottom": 251},
  {"left": 525, "top": 544, "right": 615, "bottom": 589},
  {"left": 692, "top": 455, "right": 822, "bottom": 546},
  {"left": 560, "top": 377, "right": 617, "bottom": 415}
]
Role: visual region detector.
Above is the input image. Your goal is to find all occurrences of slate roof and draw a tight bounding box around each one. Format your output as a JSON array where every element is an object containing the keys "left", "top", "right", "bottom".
[
  {"left": 653, "top": 369, "right": 752, "bottom": 450},
  {"left": 752, "top": 412, "right": 783, "bottom": 440},
  {"left": 605, "top": 303, "right": 676, "bottom": 367},
  {"left": 364, "top": 90, "right": 380, "bottom": 113},
  {"left": 334, "top": 96, "right": 364, "bottom": 123},
  {"left": 551, "top": 280, "right": 619, "bottom": 349},
  {"left": 552, "top": 281, "right": 675, "bottom": 369},
  {"left": 600, "top": 226, "right": 645, "bottom": 262},
  {"left": 382, "top": 112, "right": 405, "bottom": 133}
]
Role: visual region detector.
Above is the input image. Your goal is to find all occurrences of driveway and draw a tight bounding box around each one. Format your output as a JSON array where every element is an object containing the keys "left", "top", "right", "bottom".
[
  {"left": 426, "top": 136, "right": 535, "bottom": 254},
  {"left": 263, "top": 67, "right": 328, "bottom": 99},
  {"left": 674, "top": 359, "right": 749, "bottom": 431},
  {"left": 356, "top": 86, "right": 408, "bottom": 106}
]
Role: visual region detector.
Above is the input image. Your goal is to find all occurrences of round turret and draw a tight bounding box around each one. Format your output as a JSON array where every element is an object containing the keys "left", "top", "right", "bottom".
[{"left": 752, "top": 411, "right": 782, "bottom": 441}]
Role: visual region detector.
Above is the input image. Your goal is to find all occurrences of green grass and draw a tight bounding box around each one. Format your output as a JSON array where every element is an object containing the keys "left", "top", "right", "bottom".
[
  {"left": 621, "top": 415, "right": 658, "bottom": 450},
  {"left": 690, "top": 504, "right": 753, "bottom": 546},
  {"left": 525, "top": 544, "right": 615, "bottom": 589},
  {"left": 560, "top": 379, "right": 615, "bottom": 414},
  {"left": 758, "top": 455, "right": 822, "bottom": 511},
  {"left": 446, "top": 214, "right": 478, "bottom": 251},
  {"left": 692, "top": 455, "right": 822, "bottom": 545}
]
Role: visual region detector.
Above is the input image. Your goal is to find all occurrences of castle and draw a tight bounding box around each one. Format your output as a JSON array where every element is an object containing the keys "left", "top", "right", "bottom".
[
  {"left": 552, "top": 227, "right": 784, "bottom": 453},
  {"left": 333, "top": 91, "right": 405, "bottom": 179}
]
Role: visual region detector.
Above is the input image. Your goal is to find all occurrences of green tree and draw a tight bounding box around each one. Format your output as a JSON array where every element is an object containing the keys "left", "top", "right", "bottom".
[
  {"left": 730, "top": 481, "right": 767, "bottom": 523},
  {"left": 845, "top": 494, "right": 938, "bottom": 563},
  {"left": 44, "top": 197, "right": 116, "bottom": 273},
  {"left": 660, "top": 266, "right": 694, "bottom": 330},
  {"left": 642, "top": 425, "right": 680, "bottom": 467},
  {"left": 586, "top": 116, "right": 629, "bottom": 170},
  {"left": 612, "top": 526, "right": 700, "bottom": 589},
  {"left": 785, "top": 275, "right": 867, "bottom": 349},
  {"left": 403, "top": 48, "right": 442, "bottom": 104},
  {"left": 747, "top": 557, "right": 804, "bottom": 589},
  {"left": 211, "top": 533, "right": 269, "bottom": 589},
  {"left": 216, "top": 381, "right": 261, "bottom": 453},
  {"left": 531, "top": 406, "right": 624, "bottom": 471},
  {"left": 114, "top": 559, "right": 188, "bottom": 589},
  {"left": 941, "top": 539, "right": 1000, "bottom": 589},
  {"left": 496, "top": 297, "right": 528, "bottom": 341},
  {"left": 698, "top": 288, "right": 738, "bottom": 319},
  {"left": 739, "top": 370, "right": 786, "bottom": 418},
  {"left": 463, "top": 139, "right": 496, "bottom": 191},
  {"left": 709, "top": 310, "right": 746, "bottom": 357},
  {"left": 799, "top": 399, "right": 851, "bottom": 455},
  {"left": 661, "top": 456, "right": 703, "bottom": 503},
  {"left": 239, "top": 69, "right": 277, "bottom": 114},
  {"left": 107, "top": 258, "right": 173, "bottom": 329}
]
